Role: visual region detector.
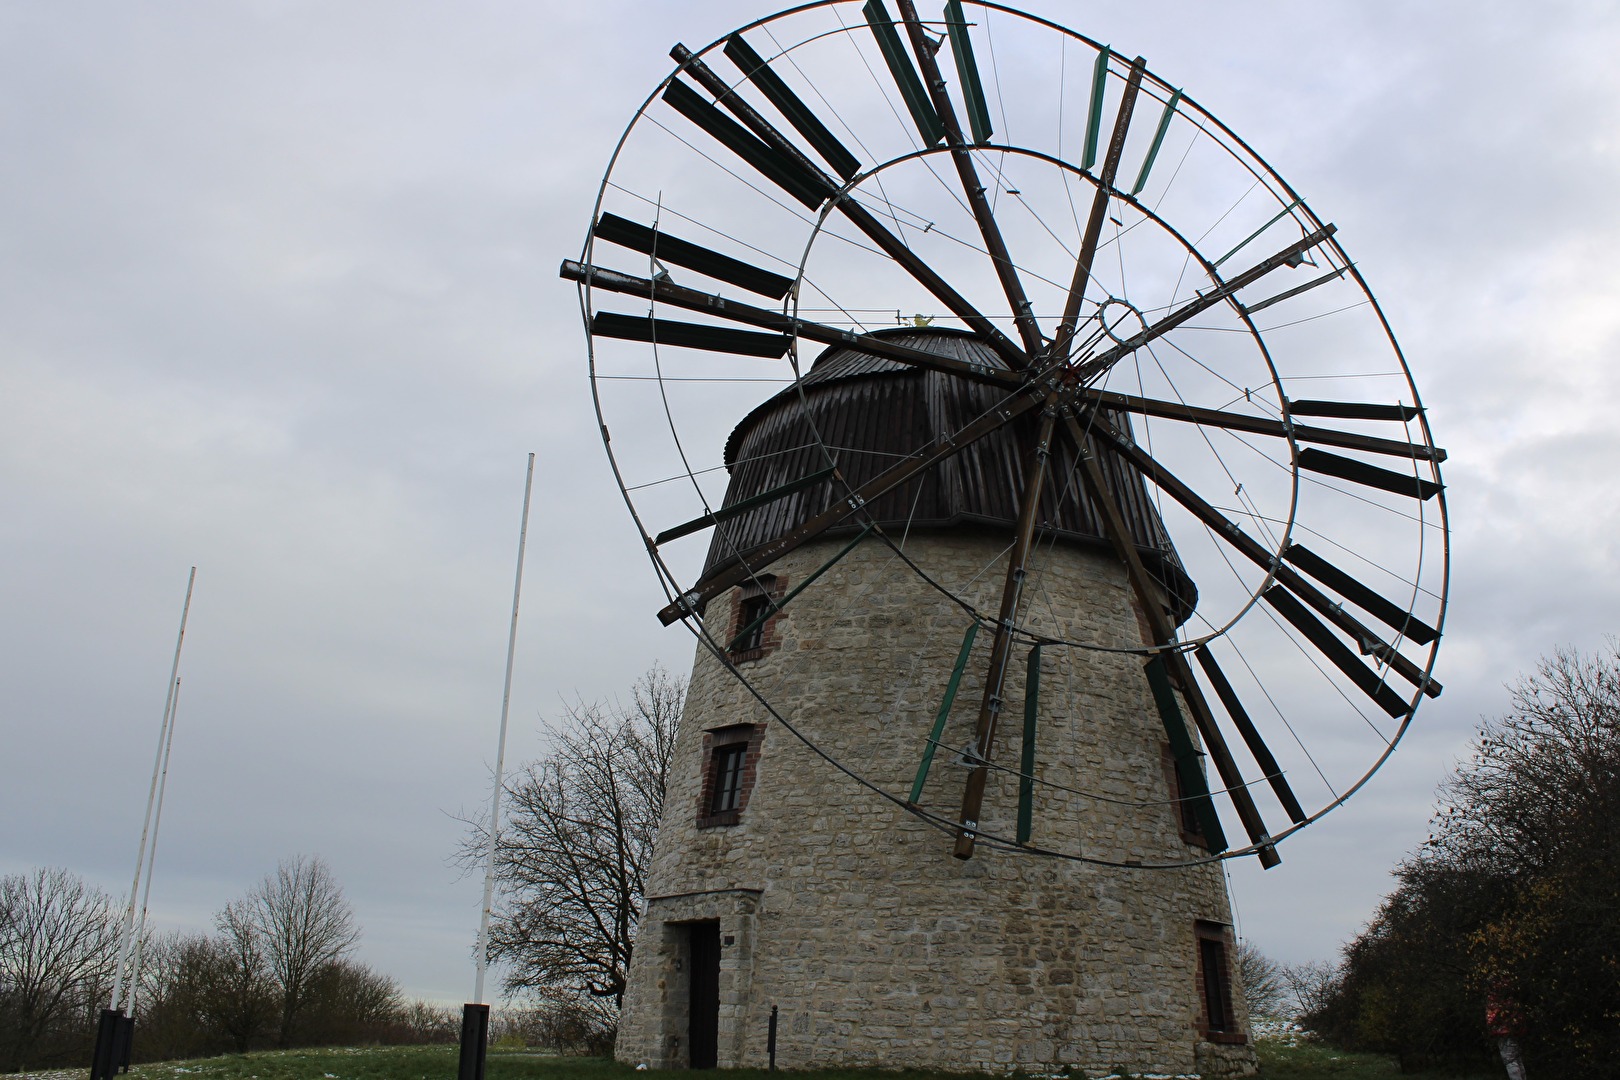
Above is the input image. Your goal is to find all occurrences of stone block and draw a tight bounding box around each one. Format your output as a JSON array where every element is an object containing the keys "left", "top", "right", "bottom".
[{"left": 615, "top": 536, "right": 1257, "bottom": 1078}]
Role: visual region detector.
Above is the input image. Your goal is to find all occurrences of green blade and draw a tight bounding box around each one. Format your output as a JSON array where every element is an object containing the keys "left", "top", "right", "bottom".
[
  {"left": 1016, "top": 644, "right": 1041, "bottom": 844},
  {"left": 1212, "top": 199, "right": 1302, "bottom": 269},
  {"left": 863, "top": 0, "right": 945, "bottom": 146},
  {"left": 944, "top": 0, "right": 993, "bottom": 144},
  {"left": 1130, "top": 88, "right": 1181, "bottom": 196},
  {"left": 1081, "top": 46, "right": 1111, "bottom": 171},
  {"left": 1144, "top": 656, "right": 1227, "bottom": 852},
  {"left": 909, "top": 621, "right": 980, "bottom": 803}
]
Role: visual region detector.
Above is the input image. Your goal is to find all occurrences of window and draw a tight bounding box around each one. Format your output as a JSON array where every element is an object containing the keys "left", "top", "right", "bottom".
[
  {"left": 710, "top": 744, "right": 747, "bottom": 814},
  {"left": 1162, "top": 744, "right": 1208, "bottom": 848},
  {"left": 728, "top": 576, "right": 783, "bottom": 661},
  {"left": 1195, "top": 921, "right": 1244, "bottom": 1043},
  {"left": 1200, "top": 937, "right": 1231, "bottom": 1031},
  {"left": 697, "top": 723, "right": 766, "bottom": 829},
  {"left": 733, "top": 593, "right": 772, "bottom": 654}
]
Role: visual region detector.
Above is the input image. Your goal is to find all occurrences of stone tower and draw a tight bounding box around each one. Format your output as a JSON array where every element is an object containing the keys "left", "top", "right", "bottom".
[{"left": 615, "top": 329, "right": 1258, "bottom": 1078}]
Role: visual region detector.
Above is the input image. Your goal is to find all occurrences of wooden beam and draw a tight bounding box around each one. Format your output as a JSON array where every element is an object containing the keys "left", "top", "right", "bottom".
[
  {"left": 953, "top": 402, "right": 1059, "bottom": 858},
  {"left": 1063, "top": 409, "right": 1279, "bottom": 866}
]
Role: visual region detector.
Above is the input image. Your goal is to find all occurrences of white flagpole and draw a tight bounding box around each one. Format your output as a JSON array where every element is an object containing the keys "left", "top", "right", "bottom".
[
  {"left": 474, "top": 453, "right": 535, "bottom": 1005},
  {"left": 111, "top": 566, "right": 195, "bottom": 1013},
  {"left": 127, "top": 675, "right": 182, "bottom": 1015}
]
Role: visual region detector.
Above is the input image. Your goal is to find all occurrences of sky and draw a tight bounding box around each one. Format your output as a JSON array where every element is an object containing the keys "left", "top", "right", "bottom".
[{"left": 4, "top": 1, "right": 1620, "bottom": 1005}]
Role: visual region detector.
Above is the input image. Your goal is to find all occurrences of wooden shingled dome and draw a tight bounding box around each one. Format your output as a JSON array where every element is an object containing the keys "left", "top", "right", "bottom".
[{"left": 703, "top": 327, "right": 1197, "bottom": 625}]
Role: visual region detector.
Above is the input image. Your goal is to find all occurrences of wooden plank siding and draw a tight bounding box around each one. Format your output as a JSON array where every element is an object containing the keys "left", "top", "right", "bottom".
[{"left": 702, "top": 327, "right": 1197, "bottom": 625}]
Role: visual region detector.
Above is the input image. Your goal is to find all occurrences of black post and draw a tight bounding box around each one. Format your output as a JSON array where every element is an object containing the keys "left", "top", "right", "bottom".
[
  {"left": 458, "top": 1003, "right": 490, "bottom": 1080},
  {"left": 90, "top": 1009, "right": 122, "bottom": 1080},
  {"left": 767, "top": 1005, "right": 778, "bottom": 1071},
  {"left": 116, "top": 1014, "right": 136, "bottom": 1073}
]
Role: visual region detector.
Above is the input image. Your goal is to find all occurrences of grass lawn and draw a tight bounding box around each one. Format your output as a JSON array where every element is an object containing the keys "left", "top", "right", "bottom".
[
  {"left": 1254, "top": 1036, "right": 1493, "bottom": 1079},
  {"left": 32, "top": 1039, "right": 1486, "bottom": 1080},
  {"left": 117, "top": 1049, "right": 981, "bottom": 1080},
  {"left": 123, "top": 1047, "right": 615, "bottom": 1080},
  {"left": 1254, "top": 1038, "right": 1400, "bottom": 1078}
]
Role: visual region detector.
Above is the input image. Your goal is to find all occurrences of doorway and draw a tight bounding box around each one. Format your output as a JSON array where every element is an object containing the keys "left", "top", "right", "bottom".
[{"left": 686, "top": 921, "right": 721, "bottom": 1068}]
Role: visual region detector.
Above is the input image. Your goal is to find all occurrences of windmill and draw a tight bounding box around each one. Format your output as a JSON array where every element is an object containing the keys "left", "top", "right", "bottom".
[{"left": 566, "top": 3, "right": 1446, "bottom": 1075}]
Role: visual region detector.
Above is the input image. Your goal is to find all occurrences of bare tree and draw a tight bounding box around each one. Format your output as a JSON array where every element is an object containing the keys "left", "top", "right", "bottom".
[
  {"left": 1281, "top": 958, "right": 1340, "bottom": 1022},
  {"left": 397, "top": 999, "right": 460, "bottom": 1045},
  {"left": 200, "top": 899, "right": 278, "bottom": 1052},
  {"left": 123, "top": 931, "right": 208, "bottom": 1063},
  {"left": 472, "top": 665, "right": 683, "bottom": 1024},
  {"left": 0, "top": 867, "right": 119, "bottom": 1072},
  {"left": 0, "top": 884, "right": 18, "bottom": 955},
  {"left": 1236, "top": 940, "right": 1286, "bottom": 1021},
  {"left": 243, "top": 856, "right": 360, "bottom": 1046}
]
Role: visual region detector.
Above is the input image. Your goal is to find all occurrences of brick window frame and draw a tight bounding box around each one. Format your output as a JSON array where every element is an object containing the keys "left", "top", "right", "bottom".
[
  {"left": 1161, "top": 743, "right": 1210, "bottom": 849},
  {"left": 1194, "top": 921, "right": 1246, "bottom": 1044},
  {"left": 727, "top": 576, "right": 786, "bottom": 663},
  {"left": 710, "top": 744, "right": 746, "bottom": 812},
  {"left": 697, "top": 723, "right": 767, "bottom": 829}
]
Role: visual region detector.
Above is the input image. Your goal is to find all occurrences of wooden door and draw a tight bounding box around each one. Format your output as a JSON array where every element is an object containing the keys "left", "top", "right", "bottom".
[{"left": 687, "top": 922, "right": 721, "bottom": 1069}]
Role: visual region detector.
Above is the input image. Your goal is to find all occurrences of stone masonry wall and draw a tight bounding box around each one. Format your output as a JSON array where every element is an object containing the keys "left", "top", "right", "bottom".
[{"left": 617, "top": 531, "right": 1258, "bottom": 1078}]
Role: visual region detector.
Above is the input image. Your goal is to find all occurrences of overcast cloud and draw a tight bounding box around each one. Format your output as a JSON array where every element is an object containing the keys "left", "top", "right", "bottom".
[{"left": 4, "top": 1, "right": 1619, "bottom": 1003}]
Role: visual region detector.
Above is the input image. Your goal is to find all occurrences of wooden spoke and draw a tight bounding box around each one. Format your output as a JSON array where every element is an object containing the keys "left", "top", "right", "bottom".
[
  {"left": 563, "top": 259, "right": 1022, "bottom": 389},
  {"left": 1298, "top": 447, "right": 1442, "bottom": 501},
  {"left": 1163, "top": 652, "right": 1278, "bottom": 864},
  {"left": 594, "top": 212, "right": 795, "bottom": 300},
  {"left": 727, "top": 524, "right": 874, "bottom": 651},
  {"left": 1193, "top": 646, "right": 1308, "bottom": 824},
  {"left": 1062, "top": 410, "right": 1279, "bottom": 866},
  {"left": 1241, "top": 264, "right": 1349, "bottom": 316},
  {"left": 657, "top": 388, "right": 1046, "bottom": 624},
  {"left": 1282, "top": 544, "right": 1439, "bottom": 645},
  {"left": 954, "top": 403, "right": 1059, "bottom": 859},
  {"left": 663, "top": 77, "right": 833, "bottom": 209},
  {"left": 1081, "top": 386, "right": 1446, "bottom": 463},
  {"left": 1055, "top": 56, "right": 1145, "bottom": 361},
  {"left": 1069, "top": 225, "right": 1336, "bottom": 385},
  {"left": 895, "top": 0, "right": 1045, "bottom": 357},
  {"left": 654, "top": 466, "right": 837, "bottom": 546},
  {"left": 590, "top": 311, "right": 790, "bottom": 357},
  {"left": 1076, "top": 405, "right": 1443, "bottom": 699},
  {"left": 723, "top": 34, "right": 862, "bottom": 180},
  {"left": 671, "top": 44, "right": 1027, "bottom": 368},
  {"left": 1263, "top": 587, "right": 1411, "bottom": 718}
]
